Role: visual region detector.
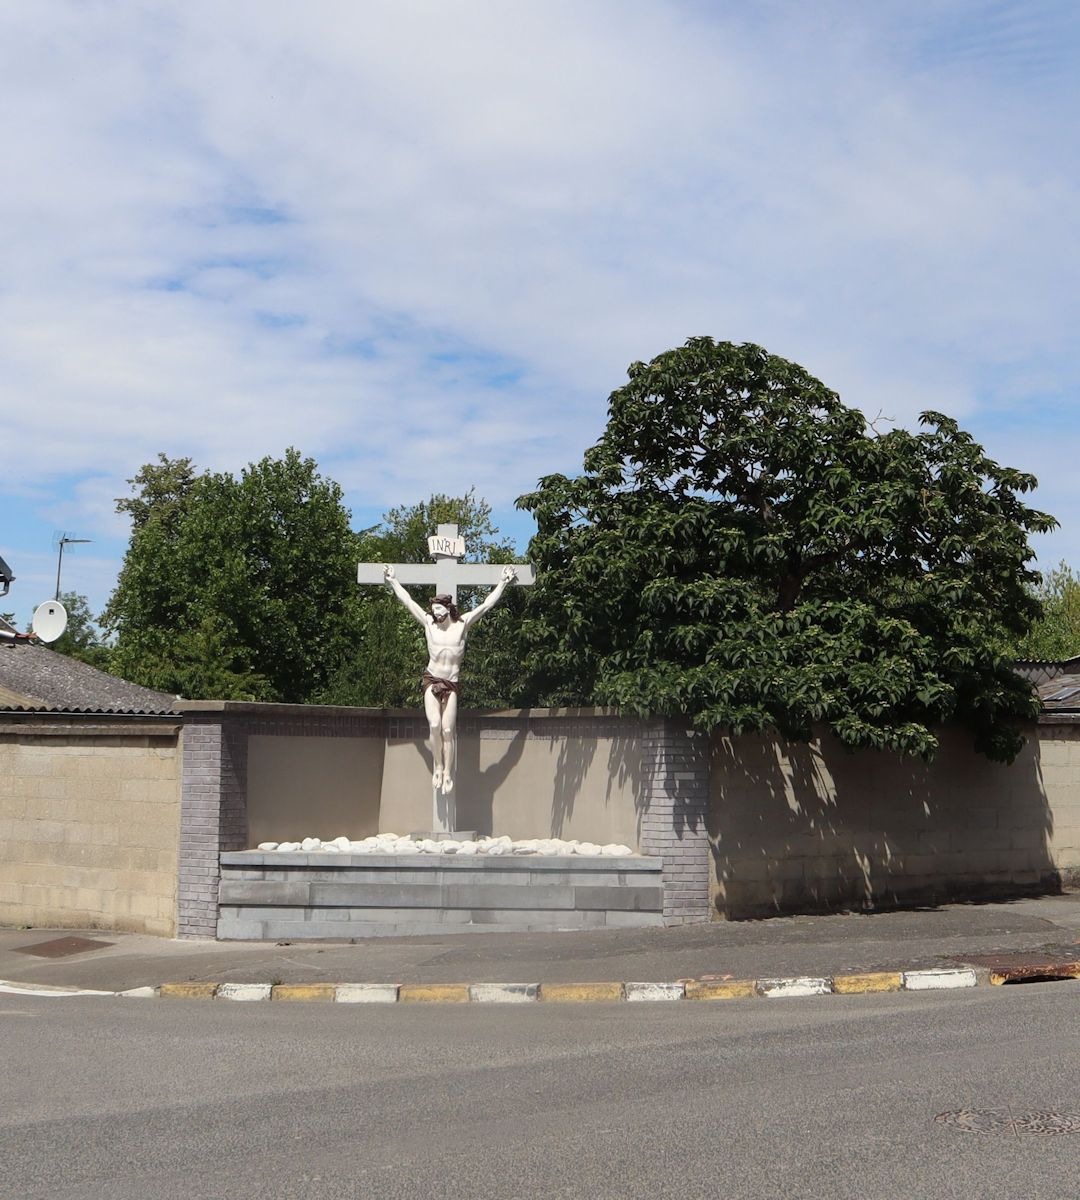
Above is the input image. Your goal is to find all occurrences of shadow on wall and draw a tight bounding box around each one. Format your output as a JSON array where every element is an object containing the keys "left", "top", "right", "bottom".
[
  {"left": 709, "top": 725, "right": 1057, "bottom": 919},
  {"left": 410, "top": 718, "right": 654, "bottom": 846}
]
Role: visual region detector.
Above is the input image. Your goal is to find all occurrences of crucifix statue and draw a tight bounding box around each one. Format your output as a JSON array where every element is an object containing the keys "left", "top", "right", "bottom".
[{"left": 357, "top": 524, "right": 535, "bottom": 831}]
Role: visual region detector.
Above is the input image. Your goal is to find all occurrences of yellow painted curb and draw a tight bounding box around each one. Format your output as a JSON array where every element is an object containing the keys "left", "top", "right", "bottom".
[
  {"left": 539, "top": 982, "right": 624, "bottom": 1002},
  {"left": 684, "top": 979, "right": 757, "bottom": 1000},
  {"left": 832, "top": 972, "right": 903, "bottom": 994},
  {"left": 160, "top": 982, "right": 219, "bottom": 999},
  {"left": 271, "top": 983, "right": 336, "bottom": 1002},
  {"left": 398, "top": 983, "right": 471, "bottom": 1003}
]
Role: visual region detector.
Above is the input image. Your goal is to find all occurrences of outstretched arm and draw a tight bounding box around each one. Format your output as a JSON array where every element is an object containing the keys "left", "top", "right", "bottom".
[
  {"left": 383, "top": 565, "right": 428, "bottom": 627},
  {"left": 462, "top": 565, "right": 517, "bottom": 628}
]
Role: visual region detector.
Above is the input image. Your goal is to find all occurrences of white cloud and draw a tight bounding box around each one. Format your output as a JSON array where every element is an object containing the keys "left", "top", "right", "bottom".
[{"left": 1, "top": 0, "right": 1078, "bottom": 610}]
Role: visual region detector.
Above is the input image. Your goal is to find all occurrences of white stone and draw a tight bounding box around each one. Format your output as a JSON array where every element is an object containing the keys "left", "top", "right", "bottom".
[
  {"left": 216, "top": 983, "right": 273, "bottom": 1002},
  {"left": 468, "top": 983, "right": 539, "bottom": 1003},
  {"left": 335, "top": 983, "right": 399, "bottom": 1004},
  {"left": 758, "top": 977, "right": 832, "bottom": 998},
  {"left": 624, "top": 981, "right": 685, "bottom": 1002},
  {"left": 902, "top": 968, "right": 978, "bottom": 991},
  {"left": 252, "top": 831, "right": 641, "bottom": 858}
]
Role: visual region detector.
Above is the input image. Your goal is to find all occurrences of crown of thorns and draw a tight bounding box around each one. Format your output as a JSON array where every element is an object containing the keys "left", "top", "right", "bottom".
[{"left": 431, "top": 594, "right": 460, "bottom": 620}]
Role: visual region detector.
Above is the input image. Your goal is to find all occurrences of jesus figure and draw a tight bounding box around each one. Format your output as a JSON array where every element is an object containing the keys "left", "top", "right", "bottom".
[{"left": 383, "top": 563, "right": 517, "bottom": 793}]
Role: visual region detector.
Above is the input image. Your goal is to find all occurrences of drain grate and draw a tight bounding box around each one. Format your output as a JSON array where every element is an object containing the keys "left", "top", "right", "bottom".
[
  {"left": 936, "top": 1108, "right": 1080, "bottom": 1136},
  {"left": 959, "top": 948, "right": 1080, "bottom": 985},
  {"left": 13, "top": 935, "right": 114, "bottom": 958}
]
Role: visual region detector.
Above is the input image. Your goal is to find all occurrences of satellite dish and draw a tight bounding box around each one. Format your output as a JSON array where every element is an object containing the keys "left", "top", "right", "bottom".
[{"left": 32, "top": 600, "right": 68, "bottom": 644}]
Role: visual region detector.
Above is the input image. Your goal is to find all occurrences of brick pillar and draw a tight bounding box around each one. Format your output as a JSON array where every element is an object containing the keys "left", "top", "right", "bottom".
[
  {"left": 640, "top": 720, "right": 710, "bottom": 924},
  {"left": 177, "top": 715, "right": 248, "bottom": 939}
]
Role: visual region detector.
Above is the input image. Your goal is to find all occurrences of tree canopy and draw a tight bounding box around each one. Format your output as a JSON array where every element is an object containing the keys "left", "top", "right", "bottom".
[
  {"left": 1007, "top": 561, "right": 1080, "bottom": 661},
  {"left": 50, "top": 592, "right": 113, "bottom": 671},
  {"left": 104, "top": 450, "right": 363, "bottom": 702},
  {"left": 517, "top": 338, "right": 1056, "bottom": 762}
]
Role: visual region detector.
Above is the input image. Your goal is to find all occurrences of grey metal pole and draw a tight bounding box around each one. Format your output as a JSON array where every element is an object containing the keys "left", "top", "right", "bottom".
[{"left": 55, "top": 537, "right": 91, "bottom": 600}]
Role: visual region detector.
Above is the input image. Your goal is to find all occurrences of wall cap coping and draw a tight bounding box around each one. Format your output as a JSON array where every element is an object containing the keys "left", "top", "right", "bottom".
[
  {"left": 220, "top": 851, "right": 661, "bottom": 871},
  {"left": 175, "top": 700, "right": 630, "bottom": 720},
  {"left": 0, "top": 715, "right": 181, "bottom": 736}
]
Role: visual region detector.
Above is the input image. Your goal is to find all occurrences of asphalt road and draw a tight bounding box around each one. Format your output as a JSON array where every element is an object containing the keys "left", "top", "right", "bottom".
[{"left": 1, "top": 985, "right": 1078, "bottom": 1199}]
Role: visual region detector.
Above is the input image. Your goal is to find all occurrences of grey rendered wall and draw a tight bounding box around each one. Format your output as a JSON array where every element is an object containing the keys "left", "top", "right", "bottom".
[
  {"left": 246, "top": 735, "right": 382, "bottom": 845},
  {"left": 377, "top": 713, "right": 648, "bottom": 847},
  {"left": 709, "top": 721, "right": 1078, "bottom": 918}
]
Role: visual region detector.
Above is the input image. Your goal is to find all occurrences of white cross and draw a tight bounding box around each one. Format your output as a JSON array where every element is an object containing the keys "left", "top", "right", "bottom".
[{"left": 356, "top": 523, "right": 536, "bottom": 604}]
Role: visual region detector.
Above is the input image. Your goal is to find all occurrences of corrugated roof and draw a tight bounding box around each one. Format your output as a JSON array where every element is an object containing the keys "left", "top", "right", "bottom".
[
  {"left": 0, "top": 644, "right": 177, "bottom": 714},
  {"left": 1038, "top": 673, "right": 1080, "bottom": 712},
  {"left": 1012, "top": 653, "right": 1080, "bottom": 685}
]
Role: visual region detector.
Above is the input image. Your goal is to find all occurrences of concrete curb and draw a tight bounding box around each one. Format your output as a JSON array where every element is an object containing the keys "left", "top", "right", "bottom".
[{"left": 4, "top": 964, "right": 1077, "bottom": 1003}]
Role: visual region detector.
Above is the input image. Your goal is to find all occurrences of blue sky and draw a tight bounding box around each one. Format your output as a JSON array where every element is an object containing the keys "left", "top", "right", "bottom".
[{"left": 2, "top": 0, "right": 1079, "bottom": 630}]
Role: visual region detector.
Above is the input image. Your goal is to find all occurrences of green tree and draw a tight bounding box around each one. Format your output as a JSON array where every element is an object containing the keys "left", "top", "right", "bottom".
[
  {"left": 318, "top": 489, "right": 529, "bottom": 709},
  {"left": 518, "top": 338, "right": 1056, "bottom": 763},
  {"left": 50, "top": 592, "right": 113, "bottom": 671},
  {"left": 1009, "top": 561, "right": 1080, "bottom": 661},
  {"left": 104, "top": 450, "right": 362, "bottom": 702}
]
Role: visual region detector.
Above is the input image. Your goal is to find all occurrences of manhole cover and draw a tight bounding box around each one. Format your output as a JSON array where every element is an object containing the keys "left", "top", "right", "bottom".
[
  {"left": 936, "top": 1108, "right": 1080, "bottom": 1136},
  {"left": 14, "top": 936, "right": 114, "bottom": 958}
]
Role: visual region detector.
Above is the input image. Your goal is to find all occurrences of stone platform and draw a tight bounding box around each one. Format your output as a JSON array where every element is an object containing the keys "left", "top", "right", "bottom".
[{"left": 217, "top": 851, "right": 665, "bottom": 939}]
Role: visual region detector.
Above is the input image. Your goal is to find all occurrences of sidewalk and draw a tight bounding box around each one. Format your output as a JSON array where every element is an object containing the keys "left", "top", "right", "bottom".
[{"left": 3, "top": 892, "right": 1079, "bottom": 995}]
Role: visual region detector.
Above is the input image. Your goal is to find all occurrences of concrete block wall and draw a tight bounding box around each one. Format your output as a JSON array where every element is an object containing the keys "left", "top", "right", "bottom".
[{"left": 0, "top": 716, "right": 181, "bottom": 935}]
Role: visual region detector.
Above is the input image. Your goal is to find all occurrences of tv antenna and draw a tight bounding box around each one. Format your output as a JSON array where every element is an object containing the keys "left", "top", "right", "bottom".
[{"left": 53, "top": 532, "right": 91, "bottom": 600}]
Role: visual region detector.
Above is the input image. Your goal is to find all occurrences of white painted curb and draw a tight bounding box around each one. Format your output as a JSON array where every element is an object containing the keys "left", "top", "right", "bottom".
[
  {"left": 758, "top": 977, "right": 833, "bottom": 998},
  {"left": 117, "top": 986, "right": 158, "bottom": 999},
  {"left": 624, "top": 981, "right": 685, "bottom": 1002},
  {"left": 217, "top": 983, "right": 273, "bottom": 1002},
  {"left": 0, "top": 979, "right": 114, "bottom": 998},
  {"left": 902, "top": 968, "right": 978, "bottom": 991},
  {"left": 468, "top": 983, "right": 539, "bottom": 1003},
  {"left": 335, "top": 983, "right": 400, "bottom": 1004}
]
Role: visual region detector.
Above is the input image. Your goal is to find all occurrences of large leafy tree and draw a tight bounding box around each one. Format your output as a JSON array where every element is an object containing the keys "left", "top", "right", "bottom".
[
  {"left": 518, "top": 338, "right": 1056, "bottom": 762},
  {"left": 1007, "top": 561, "right": 1080, "bottom": 661},
  {"left": 318, "top": 489, "right": 528, "bottom": 708},
  {"left": 104, "top": 450, "right": 362, "bottom": 702}
]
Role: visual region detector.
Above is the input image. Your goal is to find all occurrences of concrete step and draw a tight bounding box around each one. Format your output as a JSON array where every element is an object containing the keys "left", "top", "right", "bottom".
[{"left": 217, "top": 851, "right": 665, "bottom": 940}]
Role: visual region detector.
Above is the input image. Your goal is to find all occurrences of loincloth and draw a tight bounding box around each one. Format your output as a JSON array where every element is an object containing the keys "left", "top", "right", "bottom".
[{"left": 421, "top": 671, "right": 460, "bottom": 705}]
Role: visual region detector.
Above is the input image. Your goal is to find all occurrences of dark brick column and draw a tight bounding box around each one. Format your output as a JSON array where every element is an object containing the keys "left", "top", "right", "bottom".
[
  {"left": 177, "top": 715, "right": 248, "bottom": 939},
  {"left": 640, "top": 720, "right": 711, "bottom": 924}
]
